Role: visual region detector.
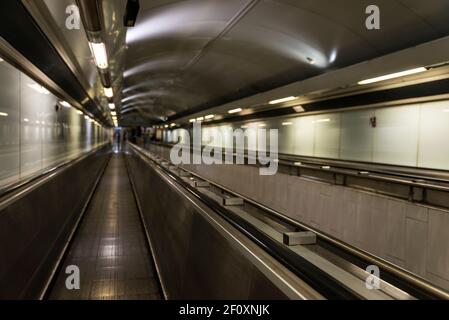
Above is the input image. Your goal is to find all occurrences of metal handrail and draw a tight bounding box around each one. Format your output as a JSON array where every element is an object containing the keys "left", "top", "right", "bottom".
[{"left": 145, "top": 141, "right": 449, "bottom": 192}]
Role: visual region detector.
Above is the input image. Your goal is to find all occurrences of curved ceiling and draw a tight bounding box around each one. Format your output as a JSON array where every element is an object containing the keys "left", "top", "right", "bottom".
[{"left": 121, "top": 0, "right": 449, "bottom": 125}]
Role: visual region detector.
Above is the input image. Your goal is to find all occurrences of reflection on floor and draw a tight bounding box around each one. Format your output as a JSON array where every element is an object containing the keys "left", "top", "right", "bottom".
[{"left": 49, "top": 153, "right": 161, "bottom": 300}]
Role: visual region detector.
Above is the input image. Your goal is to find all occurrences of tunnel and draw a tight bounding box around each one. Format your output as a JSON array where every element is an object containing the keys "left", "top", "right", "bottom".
[{"left": 0, "top": 0, "right": 449, "bottom": 310}]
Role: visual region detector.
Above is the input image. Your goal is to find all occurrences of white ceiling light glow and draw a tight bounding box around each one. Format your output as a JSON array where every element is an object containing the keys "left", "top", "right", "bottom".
[
  {"left": 228, "top": 108, "right": 242, "bottom": 114},
  {"left": 104, "top": 87, "right": 113, "bottom": 98},
  {"left": 88, "top": 42, "right": 109, "bottom": 69},
  {"left": 269, "top": 96, "right": 296, "bottom": 105},
  {"left": 358, "top": 67, "right": 427, "bottom": 85}
]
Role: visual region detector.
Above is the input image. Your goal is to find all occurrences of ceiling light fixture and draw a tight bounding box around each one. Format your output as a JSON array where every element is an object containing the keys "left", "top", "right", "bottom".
[
  {"left": 108, "top": 103, "right": 115, "bottom": 110},
  {"left": 189, "top": 119, "right": 196, "bottom": 123},
  {"left": 196, "top": 117, "right": 204, "bottom": 121},
  {"left": 205, "top": 114, "right": 215, "bottom": 120},
  {"left": 88, "top": 42, "right": 109, "bottom": 69},
  {"left": 269, "top": 96, "right": 296, "bottom": 105},
  {"left": 358, "top": 67, "right": 427, "bottom": 85},
  {"left": 104, "top": 87, "right": 113, "bottom": 98},
  {"left": 228, "top": 108, "right": 242, "bottom": 114},
  {"left": 282, "top": 122, "right": 293, "bottom": 126},
  {"left": 0, "top": 112, "right": 8, "bottom": 117}
]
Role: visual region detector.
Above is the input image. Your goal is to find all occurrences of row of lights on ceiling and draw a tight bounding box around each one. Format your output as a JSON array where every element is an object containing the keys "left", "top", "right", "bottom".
[
  {"left": 160, "top": 66, "right": 429, "bottom": 129},
  {"left": 179, "top": 96, "right": 298, "bottom": 126},
  {"left": 88, "top": 42, "right": 117, "bottom": 127}
]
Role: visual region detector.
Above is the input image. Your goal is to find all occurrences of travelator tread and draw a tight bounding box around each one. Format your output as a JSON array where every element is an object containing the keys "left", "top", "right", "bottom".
[{"left": 48, "top": 153, "right": 162, "bottom": 300}]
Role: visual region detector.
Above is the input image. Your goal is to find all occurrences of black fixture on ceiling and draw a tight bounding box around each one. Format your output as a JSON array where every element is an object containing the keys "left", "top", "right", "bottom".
[{"left": 124, "top": 0, "right": 140, "bottom": 27}]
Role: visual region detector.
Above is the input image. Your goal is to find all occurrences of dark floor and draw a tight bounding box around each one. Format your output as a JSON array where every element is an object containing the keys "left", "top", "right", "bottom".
[{"left": 49, "top": 153, "right": 162, "bottom": 300}]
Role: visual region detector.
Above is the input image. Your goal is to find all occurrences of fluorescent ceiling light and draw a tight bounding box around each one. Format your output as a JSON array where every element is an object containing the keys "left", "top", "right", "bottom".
[
  {"left": 269, "top": 96, "right": 296, "bottom": 105},
  {"left": 111, "top": 111, "right": 117, "bottom": 116},
  {"left": 108, "top": 103, "right": 115, "bottom": 110},
  {"left": 170, "top": 123, "right": 176, "bottom": 127},
  {"left": 23, "top": 118, "right": 29, "bottom": 122},
  {"left": 358, "top": 67, "right": 427, "bottom": 85},
  {"left": 316, "top": 118, "right": 330, "bottom": 123},
  {"left": 76, "top": 110, "right": 83, "bottom": 115},
  {"left": 258, "top": 123, "right": 266, "bottom": 127},
  {"left": 28, "top": 83, "right": 50, "bottom": 95},
  {"left": 282, "top": 122, "right": 293, "bottom": 126},
  {"left": 164, "top": 125, "right": 169, "bottom": 128},
  {"left": 88, "top": 42, "right": 108, "bottom": 69},
  {"left": 189, "top": 119, "right": 196, "bottom": 123},
  {"left": 205, "top": 114, "right": 214, "bottom": 120},
  {"left": 84, "top": 115, "right": 89, "bottom": 120},
  {"left": 0, "top": 58, "right": 4, "bottom": 62},
  {"left": 0, "top": 112, "right": 8, "bottom": 117},
  {"left": 104, "top": 87, "right": 113, "bottom": 98},
  {"left": 60, "top": 101, "right": 71, "bottom": 108},
  {"left": 196, "top": 117, "right": 204, "bottom": 121},
  {"left": 228, "top": 108, "right": 242, "bottom": 114}
]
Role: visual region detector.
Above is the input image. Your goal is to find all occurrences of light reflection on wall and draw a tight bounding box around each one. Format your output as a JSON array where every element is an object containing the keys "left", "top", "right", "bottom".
[
  {"left": 165, "top": 100, "right": 449, "bottom": 171},
  {"left": 0, "top": 57, "right": 110, "bottom": 188}
]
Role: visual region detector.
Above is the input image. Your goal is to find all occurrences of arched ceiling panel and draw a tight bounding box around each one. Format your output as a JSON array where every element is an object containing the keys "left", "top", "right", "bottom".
[{"left": 120, "top": 0, "right": 449, "bottom": 125}]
